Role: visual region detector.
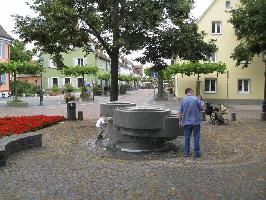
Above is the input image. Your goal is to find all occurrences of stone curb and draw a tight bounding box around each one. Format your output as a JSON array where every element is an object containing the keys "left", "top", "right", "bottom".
[{"left": 0, "top": 132, "right": 42, "bottom": 167}]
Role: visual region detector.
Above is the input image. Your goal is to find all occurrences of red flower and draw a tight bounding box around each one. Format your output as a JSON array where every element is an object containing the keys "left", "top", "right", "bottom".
[{"left": 0, "top": 115, "right": 66, "bottom": 137}]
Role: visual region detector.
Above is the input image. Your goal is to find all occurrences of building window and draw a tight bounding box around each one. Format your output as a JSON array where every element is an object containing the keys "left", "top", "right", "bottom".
[
  {"left": 225, "top": 1, "right": 231, "bottom": 8},
  {"left": 64, "top": 77, "right": 71, "bottom": 84},
  {"left": 77, "top": 58, "right": 84, "bottom": 66},
  {"left": 52, "top": 77, "right": 58, "bottom": 87},
  {"left": 74, "top": 58, "right": 86, "bottom": 66},
  {"left": 0, "top": 73, "right": 6, "bottom": 84},
  {"left": 212, "top": 21, "right": 222, "bottom": 34},
  {"left": 238, "top": 79, "right": 250, "bottom": 94},
  {"left": 77, "top": 77, "right": 83, "bottom": 88},
  {"left": 205, "top": 79, "right": 216, "bottom": 93},
  {"left": 209, "top": 52, "right": 217, "bottom": 62}
]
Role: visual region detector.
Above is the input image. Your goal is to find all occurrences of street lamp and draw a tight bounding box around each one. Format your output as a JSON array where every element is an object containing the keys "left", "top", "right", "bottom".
[
  {"left": 38, "top": 57, "right": 44, "bottom": 106},
  {"left": 262, "top": 50, "right": 266, "bottom": 120}
]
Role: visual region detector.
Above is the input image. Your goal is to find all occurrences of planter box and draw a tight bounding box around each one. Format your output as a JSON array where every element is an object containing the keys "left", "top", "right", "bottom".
[
  {"left": 7, "top": 101, "right": 28, "bottom": 107},
  {"left": 0, "top": 132, "right": 42, "bottom": 166}
]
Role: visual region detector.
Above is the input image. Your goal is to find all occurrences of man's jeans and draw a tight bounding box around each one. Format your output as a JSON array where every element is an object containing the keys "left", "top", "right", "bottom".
[{"left": 183, "top": 124, "right": 201, "bottom": 157}]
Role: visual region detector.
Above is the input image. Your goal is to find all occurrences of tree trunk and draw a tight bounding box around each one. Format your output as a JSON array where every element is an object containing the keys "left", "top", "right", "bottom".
[
  {"left": 157, "top": 71, "right": 164, "bottom": 98},
  {"left": 110, "top": 48, "right": 119, "bottom": 101},
  {"left": 14, "top": 71, "right": 18, "bottom": 101},
  {"left": 109, "top": 0, "right": 120, "bottom": 101},
  {"left": 82, "top": 73, "right": 85, "bottom": 87},
  {"left": 196, "top": 74, "right": 200, "bottom": 96}
]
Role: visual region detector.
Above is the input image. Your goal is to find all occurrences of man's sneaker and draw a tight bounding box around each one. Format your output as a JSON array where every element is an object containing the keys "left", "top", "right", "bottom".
[{"left": 184, "top": 154, "right": 189, "bottom": 157}]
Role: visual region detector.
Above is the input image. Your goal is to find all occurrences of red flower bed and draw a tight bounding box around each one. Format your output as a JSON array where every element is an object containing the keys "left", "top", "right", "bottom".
[{"left": 0, "top": 115, "right": 65, "bottom": 138}]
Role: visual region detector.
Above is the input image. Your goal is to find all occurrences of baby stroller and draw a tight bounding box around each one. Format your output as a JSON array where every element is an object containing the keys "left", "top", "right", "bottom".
[{"left": 205, "top": 102, "right": 229, "bottom": 125}]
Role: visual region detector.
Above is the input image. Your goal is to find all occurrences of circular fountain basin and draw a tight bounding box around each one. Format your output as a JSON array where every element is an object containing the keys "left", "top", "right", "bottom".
[
  {"left": 100, "top": 101, "right": 136, "bottom": 117},
  {"left": 113, "top": 106, "right": 170, "bottom": 129}
]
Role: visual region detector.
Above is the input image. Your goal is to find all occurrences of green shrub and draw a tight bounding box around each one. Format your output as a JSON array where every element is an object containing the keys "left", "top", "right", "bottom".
[
  {"left": 51, "top": 85, "right": 59, "bottom": 94},
  {"left": 93, "top": 85, "right": 102, "bottom": 96},
  {"left": 64, "top": 83, "right": 75, "bottom": 93},
  {"left": 10, "top": 80, "right": 40, "bottom": 96}
]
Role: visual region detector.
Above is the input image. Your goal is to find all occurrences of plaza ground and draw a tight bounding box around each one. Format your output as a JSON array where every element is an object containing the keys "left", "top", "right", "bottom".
[{"left": 0, "top": 89, "right": 265, "bottom": 199}]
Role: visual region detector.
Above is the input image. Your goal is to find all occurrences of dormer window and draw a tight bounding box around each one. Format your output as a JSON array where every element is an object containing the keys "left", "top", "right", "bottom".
[
  {"left": 225, "top": 1, "right": 231, "bottom": 9},
  {"left": 212, "top": 21, "right": 222, "bottom": 34}
]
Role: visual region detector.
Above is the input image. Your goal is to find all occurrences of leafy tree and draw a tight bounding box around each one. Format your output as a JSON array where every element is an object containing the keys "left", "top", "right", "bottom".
[
  {"left": 0, "top": 40, "right": 42, "bottom": 100},
  {"left": 137, "top": 23, "right": 217, "bottom": 97},
  {"left": 97, "top": 71, "right": 110, "bottom": 81},
  {"left": 13, "top": 0, "right": 195, "bottom": 101},
  {"left": 165, "top": 61, "right": 227, "bottom": 95},
  {"left": 62, "top": 65, "right": 98, "bottom": 87},
  {"left": 229, "top": 0, "right": 266, "bottom": 67}
]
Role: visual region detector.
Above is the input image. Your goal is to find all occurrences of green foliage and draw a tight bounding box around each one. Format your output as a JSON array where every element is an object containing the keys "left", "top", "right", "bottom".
[
  {"left": 63, "top": 83, "right": 74, "bottom": 93},
  {"left": 63, "top": 66, "right": 98, "bottom": 77},
  {"left": 229, "top": 0, "right": 266, "bottom": 67},
  {"left": 51, "top": 85, "right": 59, "bottom": 94},
  {"left": 13, "top": 0, "right": 195, "bottom": 101},
  {"left": 137, "top": 23, "right": 217, "bottom": 69},
  {"left": 10, "top": 39, "right": 35, "bottom": 62},
  {"left": 165, "top": 61, "right": 227, "bottom": 78},
  {"left": 0, "top": 60, "right": 43, "bottom": 75},
  {"left": 92, "top": 85, "right": 102, "bottom": 96},
  {"left": 118, "top": 74, "right": 134, "bottom": 82},
  {"left": 97, "top": 71, "right": 110, "bottom": 81},
  {"left": 10, "top": 80, "right": 40, "bottom": 96}
]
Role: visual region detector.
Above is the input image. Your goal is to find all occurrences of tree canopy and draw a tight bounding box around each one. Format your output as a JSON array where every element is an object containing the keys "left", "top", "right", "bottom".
[
  {"left": 137, "top": 23, "right": 217, "bottom": 70},
  {"left": 0, "top": 40, "right": 42, "bottom": 75},
  {"left": 62, "top": 65, "right": 98, "bottom": 87},
  {"left": 165, "top": 61, "right": 226, "bottom": 78},
  {"left": 13, "top": 0, "right": 195, "bottom": 101},
  {"left": 229, "top": 0, "right": 266, "bottom": 67}
]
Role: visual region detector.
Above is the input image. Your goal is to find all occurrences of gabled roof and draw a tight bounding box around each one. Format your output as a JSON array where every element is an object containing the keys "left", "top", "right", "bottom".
[
  {"left": 196, "top": 0, "right": 216, "bottom": 23},
  {"left": 0, "top": 25, "right": 13, "bottom": 40}
]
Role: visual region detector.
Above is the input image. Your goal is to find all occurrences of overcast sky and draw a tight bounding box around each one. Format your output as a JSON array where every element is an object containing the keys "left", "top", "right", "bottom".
[
  {"left": 1, "top": 0, "right": 213, "bottom": 39},
  {"left": 0, "top": 0, "right": 213, "bottom": 63}
]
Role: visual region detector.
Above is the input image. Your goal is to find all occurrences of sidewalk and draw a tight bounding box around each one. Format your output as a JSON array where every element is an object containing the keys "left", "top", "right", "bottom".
[{"left": 0, "top": 89, "right": 265, "bottom": 200}]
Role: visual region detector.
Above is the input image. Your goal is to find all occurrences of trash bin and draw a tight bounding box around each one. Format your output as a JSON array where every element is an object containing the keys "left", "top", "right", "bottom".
[{"left": 67, "top": 102, "right": 76, "bottom": 120}]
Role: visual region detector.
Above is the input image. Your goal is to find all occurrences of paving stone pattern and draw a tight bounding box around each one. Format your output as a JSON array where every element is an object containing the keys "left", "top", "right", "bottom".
[{"left": 0, "top": 89, "right": 265, "bottom": 199}]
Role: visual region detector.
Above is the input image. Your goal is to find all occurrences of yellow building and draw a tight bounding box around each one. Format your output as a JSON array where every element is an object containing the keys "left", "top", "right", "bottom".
[{"left": 174, "top": 0, "right": 264, "bottom": 104}]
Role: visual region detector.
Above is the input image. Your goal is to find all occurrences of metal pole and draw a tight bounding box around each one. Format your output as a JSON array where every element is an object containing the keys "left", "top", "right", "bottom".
[
  {"left": 226, "top": 70, "right": 229, "bottom": 106},
  {"left": 39, "top": 72, "right": 43, "bottom": 106}
]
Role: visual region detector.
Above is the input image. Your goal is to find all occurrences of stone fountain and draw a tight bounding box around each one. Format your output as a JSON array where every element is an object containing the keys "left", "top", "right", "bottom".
[{"left": 100, "top": 102, "right": 183, "bottom": 152}]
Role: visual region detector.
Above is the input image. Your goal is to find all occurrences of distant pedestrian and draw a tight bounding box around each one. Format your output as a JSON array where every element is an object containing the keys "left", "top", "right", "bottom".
[{"left": 179, "top": 88, "right": 204, "bottom": 158}]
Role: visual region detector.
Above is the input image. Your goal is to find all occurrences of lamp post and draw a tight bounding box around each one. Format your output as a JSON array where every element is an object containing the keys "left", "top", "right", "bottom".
[
  {"left": 39, "top": 57, "right": 44, "bottom": 106},
  {"left": 261, "top": 50, "right": 266, "bottom": 120}
]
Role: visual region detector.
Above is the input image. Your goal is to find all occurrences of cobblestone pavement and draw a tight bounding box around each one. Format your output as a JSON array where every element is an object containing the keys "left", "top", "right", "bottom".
[
  {"left": 0, "top": 89, "right": 154, "bottom": 119},
  {"left": 0, "top": 89, "right": 265, "bottom": 199}
]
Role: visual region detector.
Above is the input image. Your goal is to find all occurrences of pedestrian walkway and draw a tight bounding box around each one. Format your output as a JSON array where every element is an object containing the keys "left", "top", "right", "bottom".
[{"left": 0, "top": 89, "right": 265, "bottom": 199}]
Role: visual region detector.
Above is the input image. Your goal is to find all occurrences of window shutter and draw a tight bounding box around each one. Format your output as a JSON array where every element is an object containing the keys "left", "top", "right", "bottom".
[
  {"left": 73, "top": 58, "right": 77, "bottom": 66},
  {"left": 48, "top": 78, "right": 51, "bottom": 89},
  {"left": 84, "top": 57, "right": 88, "bottom": 65}
]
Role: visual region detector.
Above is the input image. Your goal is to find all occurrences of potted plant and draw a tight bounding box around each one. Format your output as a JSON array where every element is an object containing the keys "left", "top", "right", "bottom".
[{"left": 64, "top": 83, "right": 75, "bottom": 103}]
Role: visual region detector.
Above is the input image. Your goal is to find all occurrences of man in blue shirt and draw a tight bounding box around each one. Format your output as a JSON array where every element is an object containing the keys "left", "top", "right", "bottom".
[{"left": 179, "top": 88, "right": 204, "bottom": 158}]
